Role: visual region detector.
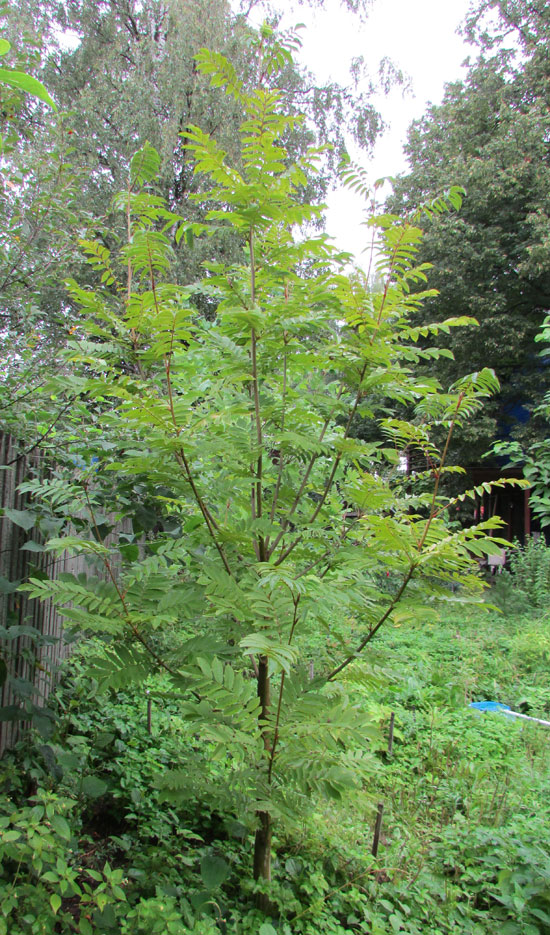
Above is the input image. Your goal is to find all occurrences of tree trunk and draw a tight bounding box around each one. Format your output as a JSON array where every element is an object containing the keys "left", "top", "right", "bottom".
[
  {"left": 253, "top": 809, "right": 272, "bottom": 883},
  {"left": 253, "top": 655, "right": 273, "bottom": 909}
]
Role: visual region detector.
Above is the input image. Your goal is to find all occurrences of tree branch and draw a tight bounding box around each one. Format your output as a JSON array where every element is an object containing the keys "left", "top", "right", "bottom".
[
  {"left": 326, "top": 565, "right": 415, "bottom": 681},
  {"left": 249, "top": 227, "right": 266, "bottom": 561}
]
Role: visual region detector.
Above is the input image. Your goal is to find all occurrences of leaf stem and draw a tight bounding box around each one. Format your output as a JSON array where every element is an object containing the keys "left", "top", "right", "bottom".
[
  {"left": 82, "top": 484, "right": 178, "bottom": 675},
  {"left": 326, "top": 565, "right": 415, "bottom": 681},
  {"left": 267, "top": 595, "right": 300, "bottom": 783}
]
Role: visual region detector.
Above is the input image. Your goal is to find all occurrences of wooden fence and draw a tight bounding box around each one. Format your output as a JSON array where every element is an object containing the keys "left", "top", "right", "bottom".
[{"left": 0, "top": 431, "right": 130, "bottom": 755}]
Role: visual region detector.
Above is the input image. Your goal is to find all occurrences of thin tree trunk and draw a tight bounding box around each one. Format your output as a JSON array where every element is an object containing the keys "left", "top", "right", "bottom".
[
  {"left": 253, "top": 655, "right": 273, "bottom": 909},
  {"left": 253, "top": 809, "right": 272, "bottom": 884}
]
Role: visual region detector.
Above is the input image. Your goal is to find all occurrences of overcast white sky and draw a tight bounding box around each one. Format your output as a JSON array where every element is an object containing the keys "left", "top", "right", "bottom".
[
  {"left": 63, "top": 0, "right": 475, "bottom": 258},
  {"left": 249, "top": 0, "right": 474, "bottom": 256}
]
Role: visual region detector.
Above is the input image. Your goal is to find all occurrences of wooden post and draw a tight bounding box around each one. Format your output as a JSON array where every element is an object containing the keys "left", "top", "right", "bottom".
[
  {"left": 371, "top": 803, "right": 384, "bottom": 857},
  {"left": 147, "top": 692, "right": 152, "bottom": 735},
  {"left": 524, "top": 487, "right": 531, "bottom": 540},
  {"left": 387, "top": 712, "right": 395, "bottom": 757}
]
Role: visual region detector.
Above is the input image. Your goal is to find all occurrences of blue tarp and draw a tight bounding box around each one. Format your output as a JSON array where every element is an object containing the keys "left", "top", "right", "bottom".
[{"left": 469, "top": 701, "right": 511, "bottom": 713}]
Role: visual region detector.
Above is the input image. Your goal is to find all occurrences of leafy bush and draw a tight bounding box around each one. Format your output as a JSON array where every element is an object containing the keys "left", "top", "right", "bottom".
[
  {"left": 507, "top": 536, "right": 550, "bottom": 608},
  {"left": 492, "top": 536, "right": 550, "bottom": 616},
  {"left": 509, "top": 624, "right": 550, "bottom": 672},
  {"left": 0, "top": 788, "right": 128, "bottom": 935}
]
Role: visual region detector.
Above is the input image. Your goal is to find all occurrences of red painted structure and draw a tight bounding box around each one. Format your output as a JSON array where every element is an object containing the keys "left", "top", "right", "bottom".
[{"left": 468, "top": 466, "right": 533, "bottom": 544}]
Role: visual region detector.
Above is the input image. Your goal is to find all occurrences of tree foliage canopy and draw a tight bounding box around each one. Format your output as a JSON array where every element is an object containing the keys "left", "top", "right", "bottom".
[{"left": 16, "top": 35, "right": 511, "bottom": 893}]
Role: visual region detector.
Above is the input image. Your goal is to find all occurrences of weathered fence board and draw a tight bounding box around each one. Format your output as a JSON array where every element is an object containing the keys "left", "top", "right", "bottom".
[{"left": 0, "top": 431, "right": 131, "bottom": 755}]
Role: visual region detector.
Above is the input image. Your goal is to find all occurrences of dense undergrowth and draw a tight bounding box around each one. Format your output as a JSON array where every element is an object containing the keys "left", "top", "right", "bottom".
[{"left": 3, "top": 595, "right": 550, "bottom": 935}]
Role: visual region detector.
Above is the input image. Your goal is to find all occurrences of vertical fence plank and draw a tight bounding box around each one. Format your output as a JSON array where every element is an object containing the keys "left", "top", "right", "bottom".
[{"left": 0, "top": 431, "right": 131, "bottom": 755}]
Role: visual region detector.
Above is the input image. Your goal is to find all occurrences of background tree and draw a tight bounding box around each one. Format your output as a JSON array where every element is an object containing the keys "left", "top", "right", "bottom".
[
  {"left": 387, "top": 0, "right": 550, "bottom": 467},
  {"left": 0, "top": 8, "right": 86, "bottom": 374},
  {"left": 1, "top": 0, "right": 398, "bottom": 339},
  {"left": 493, "top": 310, "right": 550, "bottom": 531},
  {"left": 0, "top": 18, "right": 81, "bottom": 415}
]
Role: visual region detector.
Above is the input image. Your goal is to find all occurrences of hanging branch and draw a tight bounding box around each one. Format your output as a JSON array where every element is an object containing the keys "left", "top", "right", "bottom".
[
  {"left": 82, "top": 484, "right": 179, "bottom": 677},
  {"left": 5, "top": 397, "right": 77, "bottom": 466},
  {"left": 326, "top": 394, "right": 466, "bottom": 682},
  {"left": 308, "top": 226, "right": 409, "bottom": 525},
  {"left": 415, "top": 394, "right": 464, "bottom": 553},
  {"left": 266, "top": 383, "right": 345, "bottom": 559},
  {"left": 326, "top": 566, "right": 416, "bottom": 681},
  {"left": 139, "top": 230, "right": 235, "bottom": 578}
]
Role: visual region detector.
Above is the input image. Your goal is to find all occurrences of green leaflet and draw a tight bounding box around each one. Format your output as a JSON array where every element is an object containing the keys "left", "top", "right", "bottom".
[
  {"left": 2, "top": 508, "right": 38, "bottom": 530},
  {"left": 239, "top": 635, "right": 299, "bottom": 676},
  {"left": 81, "top": 776, "right": 108, "bottom": 798},
  {"left": 0, "top": 66, "right": 57, "bottom": 109},
  {"left": 200, "top": 854, "right": 230, "bottom": 891},
  {"left": 45, "top": 537, "right": 110, "bottom": 556},
  {"left": 21, "top": 575, "right": 122, "bottom": 632}
]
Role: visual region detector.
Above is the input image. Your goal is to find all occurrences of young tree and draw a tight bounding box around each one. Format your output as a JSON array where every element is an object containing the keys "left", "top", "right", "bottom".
[{"left": 23, "top": 32, "right": 509, "bottom": 908}]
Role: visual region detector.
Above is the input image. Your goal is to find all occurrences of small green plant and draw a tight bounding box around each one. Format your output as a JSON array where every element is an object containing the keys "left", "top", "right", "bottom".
[
  {"left": 119, "top": 894, "right": 221, "bottom": 934},
  {"left": 506, "top": 536, "right": 550, "bottom": 609},
  {"left": 490, "top": 572, "right": 530, "bottom": 617},
  {"left": 0, "top": 788, "right": 127, "bottom": 935},
  {"left": 509, "top": 624, "right": 550, "bottom": 671}
]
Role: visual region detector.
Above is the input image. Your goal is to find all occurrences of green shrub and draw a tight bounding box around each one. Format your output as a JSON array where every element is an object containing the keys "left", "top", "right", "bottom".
[
  {"left": 507, "top": 537, "right": 550, "bottom": 608},
  {"left": 509, "top": 624, "right": 550, "bottom": 671},
  {"left": 0, "top": 788, "right": 127, "bottom": 935}
]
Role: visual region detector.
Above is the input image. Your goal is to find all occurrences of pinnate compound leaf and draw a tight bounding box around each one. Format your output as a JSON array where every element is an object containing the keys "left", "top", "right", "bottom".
[
  {"left": 195, "top": 48, "right": 243, "bottom": 100},
  {"left": 45, "top": 537, "right": 110, "bottom": 556},
  {"left": 239, "top": 634, "right": 299, "bottom": 675},
  {"left": 88, "top": 645, "right": 151, "bottom": 692},
  {"left": 130, "top": 141, "right": 160, "bottom": 186}
]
